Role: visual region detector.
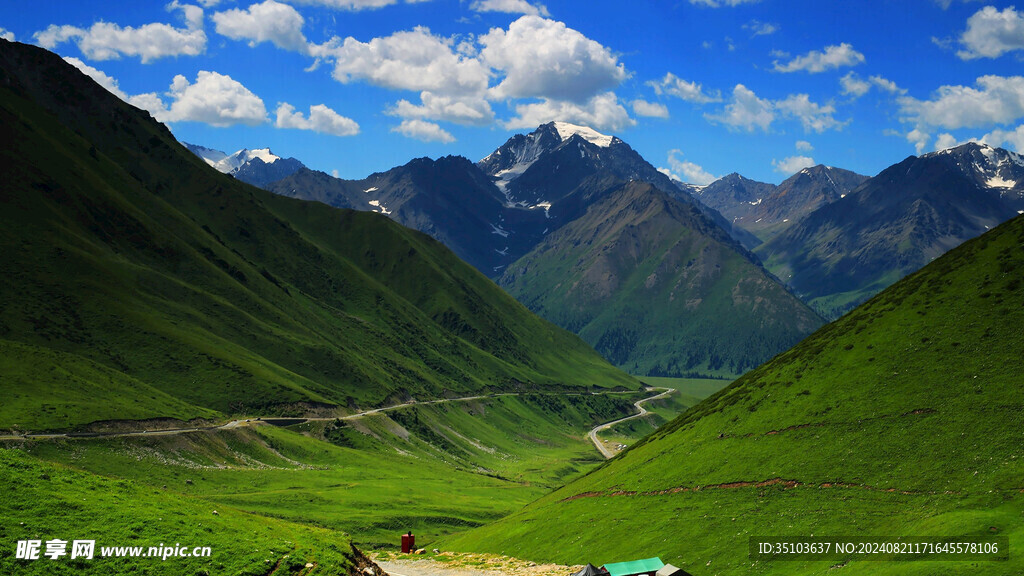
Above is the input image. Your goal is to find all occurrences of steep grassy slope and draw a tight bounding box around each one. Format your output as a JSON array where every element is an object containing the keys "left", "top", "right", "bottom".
[
  {"left": 447, "top": 213, "right": 1024, "bottom": 575},
  {"left": 500, "top": 182, "right": 823, "bottom": 377},
  {"left": 0, "top": 448, "right": 371, "bottom": 575},
  {"left": 0, "top": 40, "right": 636, "bottom": 432}
]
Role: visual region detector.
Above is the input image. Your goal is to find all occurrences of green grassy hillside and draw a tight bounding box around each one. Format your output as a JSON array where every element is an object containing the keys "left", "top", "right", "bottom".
[
  {"left": 0, "top": 40, "right": 636, "bottom": 433},
  {"left": 500, "top": 181, "right": 823, "bottom": 377},
  {"left": 446, "top": 213, "right": 1024, "bottom": 575},
  {"left": 0, "top": 448, "right": 370, "bottom": 575},
  {"left": 7, "top": 391, "right": 640, "bottom": 548}
]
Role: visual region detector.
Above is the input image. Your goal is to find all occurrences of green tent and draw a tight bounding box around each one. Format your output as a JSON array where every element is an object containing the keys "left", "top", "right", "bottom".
[{"left": 603, "top": 558, "right": 664, "bottom": 576}]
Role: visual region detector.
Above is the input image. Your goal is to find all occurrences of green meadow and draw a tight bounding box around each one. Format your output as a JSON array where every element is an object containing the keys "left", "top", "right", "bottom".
[
  {"left": 5, "top": 392, "right": 643, "bottom": 549},
  {"left": 0, "top": 448, "right": 364, "bottom": 575}
]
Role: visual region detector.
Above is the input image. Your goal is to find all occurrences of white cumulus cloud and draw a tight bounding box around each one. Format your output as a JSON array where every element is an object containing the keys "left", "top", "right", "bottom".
[
  {"left": 480, "top": 16, "right": 627, "bottom": 103},
  {"left": 34, "top": 2, "right": 206, "bottom": 63},
  {"left": 310, "top": 26, "right": 489, "bottom": 95},
  {"left": 980, "top": 125, "right": 1024, "bottom": 151},
  {"left": 648, "top": 72, "right": 721, "bottom": 104},
  {"left": 705, "top": 84, "right": 774, "bottom": 131},
  {"left": 130, "top": 71, "right": 267, "bottom": 127},
  {"left": 470, "top": 0, "right": 549, "bottom": 16},
  {"left": 503, "top": 92, "right": 635, "bottom": 132},
  {"left": 772, "top": 155, "right": 816, "bottom": 174},
  {"left": 1, "top": 28, "right": 14, "bottom": 42},
  {"left": 275, "top": 102, "right": 359, "bottom": 136},
  {"left": 841, "top": 72, "right": 906, "bottom": 99},
  {"left": 631, "top": 99, "right": 669, "bottom": 118},
  {"left": 957, "top": 6, "right": 1024, "bottom": 60},
  {"left": 795, "top": 140, "right": 814, "bottom": 152},
  {"left": 309, "top": 16, "right": 632, "bottom": 131},
  {"left": 775, "top": 94, "right": 845, "bottom": 133},
  {"left": 707, "top": 85, "right": 844, "bottom": 133},
  {"left": 840, "top": 72, "right": 871, "bottom": 97},
  {"left": 392, "top": 119, "right": 455, "bottom": 143},
  {"left": 287, "top": 0, "right": 422, "bottom": 10},
  {"left": 660, "top": 149, "right": 717, "bottom": 186},
  {"left": 905, "top": 128, "right": 931, "bottom": 155},
  {"left": 870, "top": 75, "right": 905, "bottom": 94},
  {"left": 933, "top": 133, "right": 960, "bottom": 151},
  {"left": 389, "top": 91, "right": 495, "bottom": 125},
  {"left": 773, "top": 43, "right": 865, "bottom": 73},
  {"left": 899, "top": 75, "right": 1024, "bottom": 130},
  {"left": 213, "top": 0, "right": 308, "bottom": 53}
]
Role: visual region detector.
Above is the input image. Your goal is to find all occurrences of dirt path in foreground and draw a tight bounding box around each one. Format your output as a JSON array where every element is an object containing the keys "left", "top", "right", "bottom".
[{"left": 373, "top": 552, "right": 579, "bottom": 576}]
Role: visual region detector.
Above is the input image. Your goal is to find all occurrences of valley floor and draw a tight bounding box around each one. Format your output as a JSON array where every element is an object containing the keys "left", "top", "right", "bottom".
[{"left": 1, "top": 379, "right": 727, "bottom": 575}]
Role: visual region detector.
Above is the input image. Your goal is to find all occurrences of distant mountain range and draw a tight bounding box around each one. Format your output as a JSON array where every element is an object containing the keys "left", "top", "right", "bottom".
[
  {"left": 691, "top": 165, "right": 868, "bottom": 245},
  {"left": 193, "top": 121, "right": 1024, "bottom": 371},
  {"left": 264, "top": 122, "right": 824, "bottom": 378},
  {"left": 754, "top": 143, "right": 1024, "bottom": 317},
  {"left": 672, "top": 145, "right": 1024, "bottom": 318}
]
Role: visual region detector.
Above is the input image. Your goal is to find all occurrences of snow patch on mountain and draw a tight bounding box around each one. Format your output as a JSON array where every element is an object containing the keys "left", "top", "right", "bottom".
[
  {"left": 987, "top": 175, "right": 1018, "bottom": 188},
  {"left": 553, "top": 122, "right": 613, "bottom": 147},
  {"left": 368, "top": 199, "right": 392, "bottom": 215}
]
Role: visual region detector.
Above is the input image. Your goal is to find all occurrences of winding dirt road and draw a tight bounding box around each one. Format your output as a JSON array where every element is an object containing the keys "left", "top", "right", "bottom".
[
  {"left": 0, "top": 394, "right": 518, "bottom": 441},
  {"left": 0, "top": 390, "right": 647, "bottom": 442},
  {"left": 588, "top": 387, "right": 673, "bottom": 458}
]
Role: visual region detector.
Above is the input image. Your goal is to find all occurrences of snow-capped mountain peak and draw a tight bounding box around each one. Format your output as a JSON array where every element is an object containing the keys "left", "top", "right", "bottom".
[
  {"left": 183, "top": 143, "right": 281, "bottom": 174},
  {"left": 925, "top": 142, "right": 1024, "bottom": 190},
  {"left": 183, "top": 142, "right": 304, "bottom": 188},
  {"left": 217, "top": 148, "right": 280, "bottom": 173},
  {"left": 552, "top": 121, "right": 613, "bottom": 148},
  {"left": 242, "top": 148, "right": 279, "bottom": 165}
]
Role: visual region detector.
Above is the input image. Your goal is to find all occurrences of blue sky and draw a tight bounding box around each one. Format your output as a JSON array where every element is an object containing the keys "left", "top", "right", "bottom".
[{"left": 2, "top": 0, "right": 1024, "bottom": 184}]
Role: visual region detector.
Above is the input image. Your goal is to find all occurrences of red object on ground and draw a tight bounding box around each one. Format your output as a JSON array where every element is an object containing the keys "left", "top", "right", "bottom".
[{"left": 401, "top": 532, "right": 415, "bottom": 553}]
